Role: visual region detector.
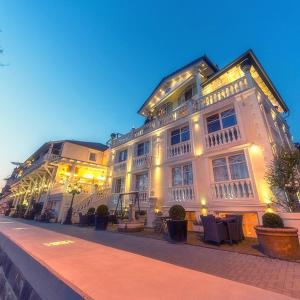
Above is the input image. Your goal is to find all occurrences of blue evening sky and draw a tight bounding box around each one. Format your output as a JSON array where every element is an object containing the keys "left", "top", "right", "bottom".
[{"left": 0, "top": 0, "right": 300, "bottom": 187}]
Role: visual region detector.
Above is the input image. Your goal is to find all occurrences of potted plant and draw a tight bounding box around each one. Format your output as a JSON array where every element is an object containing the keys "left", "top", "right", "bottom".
[
  {"left": 265, "top": 148, "right": 300, "bottom": 240},
  {"left": 255, "top": 213, "right": 300, "bottom": 259},
  {"left": 87, "top": 207, "right": 95, "bottom": 226},
  {"left": 167, "top": 205, "right": 187, "bottom": 242},
  {"left": 95, "top": 204, "right": 109, "bottom": 230}
]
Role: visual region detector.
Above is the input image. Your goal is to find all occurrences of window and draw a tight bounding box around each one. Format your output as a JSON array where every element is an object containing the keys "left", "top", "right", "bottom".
[
  {"left": 172, "top": 163, "right": 193, "bottom": 186},
  {"left": 178, "top": 85, "right": 196, "bottom": 106},
  {"left": 212, "top": 153, "right": 249, "bottom": 182},
  {"left": 89, "top": 153, "right": 96, "bottom": 162},
  {"left": 207, "top": 108, "right": 237, "bottom": 133},
  {"left": 136, "top": 141, "right": 150, "bottom": 156},
  {"left": 157, "top": 102, "right": 173, "bottom": 117},
  {"left": 114, "top": 177, "right": 125, "bottom": 193},
  {"left": 117, "top": 149, "right": 127, "bottom": 162},
  {"left": 171, "top": 126, "right": 190, "bottom": 145},
  {"left": 135, "top": 173, "right": 149, "bottom": 191}
]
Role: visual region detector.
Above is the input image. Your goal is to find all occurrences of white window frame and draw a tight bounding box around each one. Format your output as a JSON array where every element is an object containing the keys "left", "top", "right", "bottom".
[{"left": 171, "top": 163, "right": 193, "bottom": 187}]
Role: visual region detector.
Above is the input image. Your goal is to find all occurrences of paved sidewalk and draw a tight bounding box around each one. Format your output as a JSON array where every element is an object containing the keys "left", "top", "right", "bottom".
[{"left": 0, "top": 217, "right": 299, "bottom": 299}]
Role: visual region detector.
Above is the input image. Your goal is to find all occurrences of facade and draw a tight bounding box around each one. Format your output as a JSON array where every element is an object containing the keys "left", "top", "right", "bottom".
[
  {"left": 0, "top": 50, "right": 293, "bottom": 237},
  {"left": 107, "top": 50, "right": 292, "bottom": 236},
  {"left": 2, "top": 140, "right": 109, "bottom": 222}
]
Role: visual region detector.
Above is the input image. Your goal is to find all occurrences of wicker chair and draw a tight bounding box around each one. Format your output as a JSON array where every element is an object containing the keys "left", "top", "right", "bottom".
[{"left": 201, "top": 215, "right": 229, "bottom": 244}]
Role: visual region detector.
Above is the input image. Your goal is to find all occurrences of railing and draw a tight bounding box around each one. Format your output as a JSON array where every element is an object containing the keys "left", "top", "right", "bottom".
[
  {"left": 205, "top": 125, "right": 241, "bottom": 149},
  {"left": 138, "top": 191, "right": 148, "bottom": 202},
  {"left": 199, "top": 77, "right": 249, "bottom": 108},
  {"left": 167, "top": 141, "right": 192, "bottom": 159},
  {"left": 113, "top": 161, "right": 127, "bottom": 173},
  {"left": 211, "top": 179, "right": 254, "bottom": 200},
  {"left": 111, "top": 76, "right": 251, "bottom": 147},
  {"left": 21, "top": 153, "right": 60, "bottom": 177},
  {"left": 132, "top": 155, "right": 152, "bottom": 170},
  {"left": 169, "top": 185, "right": 194, "bottom": 202}
]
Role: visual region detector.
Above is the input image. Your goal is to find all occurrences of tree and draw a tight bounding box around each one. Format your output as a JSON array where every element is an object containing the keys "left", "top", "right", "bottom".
[{"left": 266, "top": 148, "right": 300, "bottom": 212}]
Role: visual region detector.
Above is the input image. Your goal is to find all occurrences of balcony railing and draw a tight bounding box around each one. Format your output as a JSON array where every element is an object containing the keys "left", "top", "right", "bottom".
[
  {"left": 132, "top": 155, "right": 152, "bottom": 170},
  {"left": 211, "top": 179, "right": 254, "bottom": 200},
  {"left": 21, "top": 153, "right": 60, "bottom": 178},
  {"left": 113, "top": 161, "right": 127, "bottom": 173},
  {"left": 138, "top": 191, "right": 148, "bottom": 202},
  {"left": 169, "top": 185, "right": 194, "bottom": 202},
  {"left": 205, "top": 125, "right": 241, "bottom": 149},
  {"left": 167, "top": 141, "right": 192, "bottom": 159},
  {"left": 111, "top": 76, "right": 251, "bottom": 147}
]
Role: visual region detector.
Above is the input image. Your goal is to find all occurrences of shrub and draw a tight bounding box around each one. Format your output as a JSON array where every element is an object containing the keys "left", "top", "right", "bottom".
[
  {"left": 87, "top": 207, "right": 95, "bottom": 215},
  {"left": 262, "top": 213, "right": 284, "bottom": 228},
  {"left": 169, "top": 205, "right": 185, "bottom": 221},
  {"left": 96, "top": 205, "right": 109, "bottom": 217}
]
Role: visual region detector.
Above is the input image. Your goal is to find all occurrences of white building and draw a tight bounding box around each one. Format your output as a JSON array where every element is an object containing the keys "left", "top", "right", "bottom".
[{"left": 107, "top": 50, "right": 292, "bottom": 236}]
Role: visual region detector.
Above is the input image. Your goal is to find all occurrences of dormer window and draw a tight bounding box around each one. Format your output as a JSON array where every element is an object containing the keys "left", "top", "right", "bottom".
[
  {"left": 178, "top": 84, "right": 197, "bottom": 106},
  {"left": 207, "top": 108, "right": 237, "bottom": 133}
]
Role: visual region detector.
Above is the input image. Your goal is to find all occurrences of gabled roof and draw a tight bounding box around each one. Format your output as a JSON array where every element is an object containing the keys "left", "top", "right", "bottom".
[
  {"left": 65, "top": 140, "right": 108, "bottom": 151},
  {"left": 138, "top": 55, "right": 218, "bottom": 114},
  {"left": 202, "top": 49, "right": 288, "bottom": 112}
]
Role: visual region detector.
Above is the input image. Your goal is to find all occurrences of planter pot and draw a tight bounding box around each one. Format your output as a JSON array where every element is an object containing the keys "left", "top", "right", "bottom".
[
  {"left": 280, "top": 212, "right": 300, "bottom": 242},
  {"left": 255, "top": 226, "right": 300, "bottom": 260},
  {"left": 167, "top": 220, "right": 187, "bottom": 242},
  {"left": 95, "top": 216, "right": 109, "bottom": 230}
]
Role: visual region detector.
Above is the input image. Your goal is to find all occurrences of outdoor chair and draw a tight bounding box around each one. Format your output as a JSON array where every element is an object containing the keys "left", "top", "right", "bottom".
[
  {"left": 226, "top": 214, "right": 244, "bottom": 241},
  {"left": 87, "top": 214, "right": 95, "bottom": 226},
  {"left": 200, "top": 215, "right": 229, "bottom": 245}
]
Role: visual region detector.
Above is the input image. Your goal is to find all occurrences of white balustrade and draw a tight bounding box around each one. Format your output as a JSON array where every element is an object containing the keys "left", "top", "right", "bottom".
[
  {"left": 205, "top": 125, "right": 241, "bottom": 149},
  {"left": 211, "top": 179, "right": 254, "bottom": 200},
  {"left": 167, "top": 141, "right": 192, "bottom": 159},
  {"left": 132, "top": 155, "right": 152, "bottom": 170},
  {"left": 113, "top": 161, "right": 127, "bottom": 173},
  {"left": 169, "top": 185, "right": 194, "bottom": 202},
  {"left": 111, "top": 76, "right": 251, "bottom": 148},
  {"left": 200, "top": 77, "right": 249, "bottom": 108},
  {"left": 138, "top": 191, "right": 148, "bottom": 202}
]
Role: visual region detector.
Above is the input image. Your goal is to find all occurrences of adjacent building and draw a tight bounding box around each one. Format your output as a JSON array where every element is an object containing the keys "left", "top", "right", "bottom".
[{"left": 2, "top": 140, "right": 109, "bottom": 222}]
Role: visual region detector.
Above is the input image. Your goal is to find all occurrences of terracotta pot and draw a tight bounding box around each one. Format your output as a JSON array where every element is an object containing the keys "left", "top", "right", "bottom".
[
  {"left": 255, "top": 226, "right": 300, "bottom": 260},
  {"left": 280, "top": 213, "right": 300, "bottom": 242}
]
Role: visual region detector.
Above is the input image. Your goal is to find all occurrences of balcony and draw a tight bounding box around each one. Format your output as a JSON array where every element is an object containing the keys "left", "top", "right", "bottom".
[
  {"left": 132, "top": 155, "right": 152, "bottom": 170},
  {"left": 169, "top": 185, "right": 195, "bottom": 202},
  {"left": 113, "top": 161, "right": 127, "bottom": 174},
  {"left": 167, "top": 141, "right": 192, "bottom": 159},
  {"left": 205, "top": 125, "right": 241, "bottom": 149},
  {"left": 21, "top": 153, "right": 60, "bottom": 178},
  {"left": 111, "top": 76, "right": 251, "bottom": 147},
  {"left": 211, "top": 179, "right": 254, "bottom": 200}
]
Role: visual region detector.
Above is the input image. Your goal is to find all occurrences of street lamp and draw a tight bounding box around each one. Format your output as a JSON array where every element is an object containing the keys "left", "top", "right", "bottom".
[{"left": 63, "top": 182, "right": 82, "bottom": 225}]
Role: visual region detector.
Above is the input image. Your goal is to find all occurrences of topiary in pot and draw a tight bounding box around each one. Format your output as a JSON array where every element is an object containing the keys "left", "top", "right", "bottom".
[
  {"left": 95, "top": 205, "right": 109, "bottom": 230},
  {"left": 262, "top": 213, "right": 284, "bottom": 228},
  {"left": 255, "top": 212, "right": 300, "bottom": 259},
  {"left": 167, "top": 205, "right": 187, "bottom": 242}
]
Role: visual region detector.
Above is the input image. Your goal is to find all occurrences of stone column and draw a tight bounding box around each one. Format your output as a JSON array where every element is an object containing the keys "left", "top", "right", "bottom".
[
  {"left": 240, "top": 58, "right": 254, "bottom": 88},
  {"left": 193, "top": 66, "right": 203, "bottom": 98}
]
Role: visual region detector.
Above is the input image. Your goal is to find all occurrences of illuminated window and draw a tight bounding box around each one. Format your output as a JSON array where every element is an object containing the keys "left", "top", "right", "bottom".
[
  {"left": 172, "top": 163, "right": 193, "bottom": 186},
  {"left": 212, "top": 153, "right": 249, "bottom": 182},
  {"left": 171, "top": 126, "right": 190, "bottom": 145},
  {"left": 89, "top": 153, "right": 97, "bottom": 162},
  {"left": 207, "top": 108, "right": 237, "bottom": 133}
]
